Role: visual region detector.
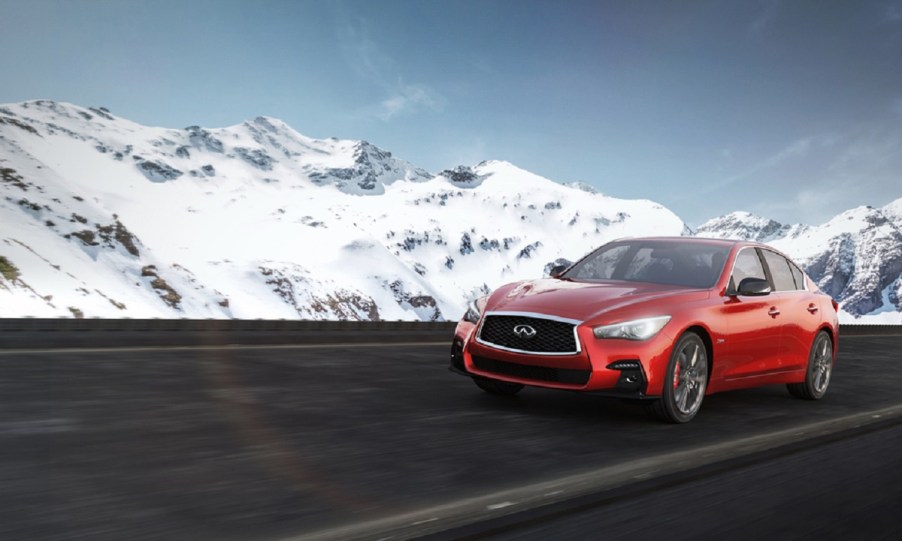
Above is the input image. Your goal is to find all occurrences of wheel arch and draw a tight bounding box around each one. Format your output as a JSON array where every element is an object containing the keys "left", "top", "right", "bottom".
[
  {"left": 683, "top": 324, "right": 714, "bottom": 382},
  {"left": 817, "top": 324, "right": 835, "bottom": 343},
  {"left": 816, "top": 324, "right": 836, "bottom": 358}
]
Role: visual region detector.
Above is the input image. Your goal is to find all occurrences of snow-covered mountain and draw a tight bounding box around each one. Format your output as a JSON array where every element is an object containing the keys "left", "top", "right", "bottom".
[
  {"left": 0, "top": 100, "right": 686, "bottom": 321},
  {"left": 1, "top": 100, "right": 898, "bottom": 323},
  {"left": 697, "top": 205, "right": 902, "bottom": 323}
]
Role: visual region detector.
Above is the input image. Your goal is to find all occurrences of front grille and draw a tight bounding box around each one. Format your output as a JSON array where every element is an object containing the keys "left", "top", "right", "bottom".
[
  {"left": 478, "top": 314, "right": 578, "bottom": 354},
  {"left": 472, "top": 356, "right": 591, "bottom": 385}
]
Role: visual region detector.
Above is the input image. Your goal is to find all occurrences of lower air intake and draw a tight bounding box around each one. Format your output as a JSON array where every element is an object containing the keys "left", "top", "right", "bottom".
[{"left": 472, "top": 356, "right": 590, "bottom": 385}]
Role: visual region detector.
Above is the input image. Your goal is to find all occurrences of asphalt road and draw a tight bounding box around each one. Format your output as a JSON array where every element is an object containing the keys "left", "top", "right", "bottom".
[
  {"left": 0, "top": 335, "right": 900, "bottom": 540},
  {"left": 469, "top": 421, "right": 902, "bottom": 541}
]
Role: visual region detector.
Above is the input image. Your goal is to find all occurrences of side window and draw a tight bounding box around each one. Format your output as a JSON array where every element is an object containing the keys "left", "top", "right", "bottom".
[
  {"left": 730, "top": 248, "right": 766, "bottom": 292},
  {"left": 762, "top": 250, "right": 795, "bottom": 292},
  {"left": 789, "top": 263, "right": 805, "bottom": 290}
]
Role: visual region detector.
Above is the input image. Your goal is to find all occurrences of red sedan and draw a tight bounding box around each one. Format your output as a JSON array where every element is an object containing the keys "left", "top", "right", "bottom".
[{"left": 449, "top": 237, "right": 839, "bottom": 423}]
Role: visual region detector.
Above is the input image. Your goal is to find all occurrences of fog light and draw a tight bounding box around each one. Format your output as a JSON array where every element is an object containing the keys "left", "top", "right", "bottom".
[
  {"left": 608, "top": 360, "right": 641, "bottom": 370},
  {"left": 608, "top": 359, "right": 645, "bottom": 392}
]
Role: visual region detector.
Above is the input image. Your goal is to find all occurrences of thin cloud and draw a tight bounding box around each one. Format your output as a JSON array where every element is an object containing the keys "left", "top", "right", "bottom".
[
  {"left": 702, "top": 135, "right": 821, "bottom": 194},
  {"left": 377, "top": 82, "right": 445, "bottom": 121},
  {"left": 825, "top": 129, "right": 902, "bottom": 174},
  {"left": 441, "top": 136, "right": 488, "bottom": 169},
  {"left": 762, "top": 137, "right": 811, "bottom": 167},
  {"left": 337, "top": 18, "right": 390, "bottom": 87},
  {"left": 337, "top": 15, "right": 445, "bottom": 121},
  {"left": 752, "top": 186, "right": 849, "bottom": 225},
  {"left": 750, "top": 125, "right": 902, "bottom": 224},
  {"left": 886, "top": 3, "right": 902, "bottom": 22}
]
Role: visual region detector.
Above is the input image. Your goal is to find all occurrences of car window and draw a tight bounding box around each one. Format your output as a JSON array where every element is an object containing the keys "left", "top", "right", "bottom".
[
  {"left": 571, "top": 244, "right": 629, "bottom": 280},
  {"left": 762, "top": 250, "right": 796, "bottom": 292},
  {"left": 730, "top": 248, "right": 766, "bottom": 292},
  {"left": 789, "top": 262, "right": 805, "bottom": 290},
  {"left": 623, "top": 247, "right": 673, "bottom": 281},
  {"left": 565, "top": 240, "right": 731, "bottom": 288}
]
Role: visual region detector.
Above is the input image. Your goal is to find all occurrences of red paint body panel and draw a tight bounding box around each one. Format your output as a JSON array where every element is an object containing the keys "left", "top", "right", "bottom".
[{"left": 453, "top": 237, "right": 840, "bottom": 399}]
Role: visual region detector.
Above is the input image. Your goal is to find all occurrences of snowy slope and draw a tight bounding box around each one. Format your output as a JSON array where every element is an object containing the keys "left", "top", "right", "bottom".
[
  {"left": 697, "top": 203, "right": 902, "bottom": 324},
  {"left": 0, "top": 100, "right": 686, "bottom": 321}
]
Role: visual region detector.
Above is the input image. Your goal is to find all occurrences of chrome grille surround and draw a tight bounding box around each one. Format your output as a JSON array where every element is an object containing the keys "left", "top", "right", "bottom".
[{"left": 475, "top": 311, "right": 582, "bottom": 356}]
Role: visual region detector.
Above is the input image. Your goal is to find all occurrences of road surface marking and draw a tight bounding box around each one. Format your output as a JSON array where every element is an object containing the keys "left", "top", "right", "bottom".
[{"left": 288, "top": 402, "right": 902, "bottom": 541}]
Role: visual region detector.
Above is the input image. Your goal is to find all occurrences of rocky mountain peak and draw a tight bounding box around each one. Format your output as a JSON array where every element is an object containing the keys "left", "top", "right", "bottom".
[
  {"left": 698, "top": 204, "right": 902, "bottom": 320},
  {"left": 695, "top": 211, "right": 791, "bottom": 242}
]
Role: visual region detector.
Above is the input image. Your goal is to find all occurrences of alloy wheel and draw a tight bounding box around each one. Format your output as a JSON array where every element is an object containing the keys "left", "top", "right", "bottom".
[
  {"left": 811, "top": 334, "right": 832, "bottom": 395},
  {"left": 672, "top": 341, "right": 708, "bottom": 416}
]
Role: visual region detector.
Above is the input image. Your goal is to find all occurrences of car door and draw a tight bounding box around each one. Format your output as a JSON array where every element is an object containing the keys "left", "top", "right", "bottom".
[
  {"left": 716, "top": 247, "right": 784, "bottom": 381},
  {"left": 762, "top": 250, "right": 822, "bottom": 370},
  {"left": 759, "top": 249, "right": 803, "bottom": 372}
]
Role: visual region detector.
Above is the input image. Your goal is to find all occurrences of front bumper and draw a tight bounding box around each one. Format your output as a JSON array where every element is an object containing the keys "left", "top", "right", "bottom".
[{"left": 450, "top": 319, "right": 676, "bottom": 398}]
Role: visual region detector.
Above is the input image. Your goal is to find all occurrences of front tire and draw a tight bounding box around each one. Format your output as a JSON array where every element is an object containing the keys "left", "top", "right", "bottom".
[
  {"left": 647, "top": 332, "right": 708, "bottom": 423},
  {"left": 787, "top": 331, "right": 833, "bottom": 400},
  {"left": 473, "top": 377, "right": 524, "bottom": 396}
]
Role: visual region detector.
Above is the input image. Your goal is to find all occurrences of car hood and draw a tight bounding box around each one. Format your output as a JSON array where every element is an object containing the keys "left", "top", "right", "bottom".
[{"left": 487, "top": 278, "right": 709, "bottom": 323}]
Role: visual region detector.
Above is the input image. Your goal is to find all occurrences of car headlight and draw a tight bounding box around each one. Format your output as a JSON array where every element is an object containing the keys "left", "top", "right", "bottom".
[
  {"left": 593, "top": 316, "right": 671, "bottom": 341},
  {"left": 462, "top": 297, "right": 486, "bottom": 324}
]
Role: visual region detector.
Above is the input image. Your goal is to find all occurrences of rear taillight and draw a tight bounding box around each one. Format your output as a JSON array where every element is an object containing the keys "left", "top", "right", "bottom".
[{"left": 831, "top": 299, "right": 839, "bottom": 312}]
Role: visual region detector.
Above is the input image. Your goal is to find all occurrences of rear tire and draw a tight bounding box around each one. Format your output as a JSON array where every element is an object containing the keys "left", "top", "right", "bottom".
[
  {"left": 787, "top": 331, "right": 833, "bottom": 400},
  {"left": 473, "top": 377, "right": 524, "bottom": 396},
  {"left": 646, "top": 332, "right": 708, "bottom": 423}
]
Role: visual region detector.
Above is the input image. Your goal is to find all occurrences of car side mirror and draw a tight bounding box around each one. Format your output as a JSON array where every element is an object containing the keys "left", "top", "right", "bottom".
[
  {"left": 737, "top": 277, "right": 771, "bottom": 296},
  {"left": 549, "top": 264, "right": 569, "bottom": 278}
]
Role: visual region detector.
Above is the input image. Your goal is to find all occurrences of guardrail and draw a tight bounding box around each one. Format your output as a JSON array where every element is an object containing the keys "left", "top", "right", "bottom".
[
  {"left": 0, "top": 319, "right": 898, "bottom": 333},
  {"left": 0, "top": 318, "right": 457, "bottom": 332},
  {"left": 837, "top": 324, "right": 902, "bottom": 336},
  {"left": 0, "top": 318, "right": 458, "bottom": 349},
  {"left": 0, "top": 319, "right": 898, "bottom": 349}
]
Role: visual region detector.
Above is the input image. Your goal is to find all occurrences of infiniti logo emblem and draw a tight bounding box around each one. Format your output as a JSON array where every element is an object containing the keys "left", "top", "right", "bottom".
[{"left": 513, "top": 324, "right": 537, "bottom": 339}]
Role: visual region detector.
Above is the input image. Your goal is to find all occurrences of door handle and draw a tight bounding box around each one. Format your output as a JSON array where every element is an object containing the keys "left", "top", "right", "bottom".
[
  {"left": 807, "top": 305, "right": 819, "bottom": 314},
  {"left": 768, "top": 307, "right": 781, "bottom": 317}
]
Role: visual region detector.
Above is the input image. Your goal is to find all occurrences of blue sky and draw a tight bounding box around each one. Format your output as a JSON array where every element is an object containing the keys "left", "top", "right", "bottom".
[{"left": 1, "top": 0, "right": 900, "bottom": 226}]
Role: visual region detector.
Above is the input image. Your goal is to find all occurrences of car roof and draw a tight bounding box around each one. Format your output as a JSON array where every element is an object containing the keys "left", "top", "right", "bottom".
[{"left": 612, "top": 236, "right": 746, "bottom": 247}]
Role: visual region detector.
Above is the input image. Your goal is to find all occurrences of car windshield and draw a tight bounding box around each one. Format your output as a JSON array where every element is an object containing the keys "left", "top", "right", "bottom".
[{"left": 562, "top": 240, "right": 731, "bottom": 288}]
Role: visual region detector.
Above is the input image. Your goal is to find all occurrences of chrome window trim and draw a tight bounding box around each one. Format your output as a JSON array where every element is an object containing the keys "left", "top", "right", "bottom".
[{"left": 476, "top": 311, "right": 583, "bottom": 356}]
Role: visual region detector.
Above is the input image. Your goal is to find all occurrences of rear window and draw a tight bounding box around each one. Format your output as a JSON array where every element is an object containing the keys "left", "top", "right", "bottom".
[{"left": 762, "top": 250, "right": 796, "bottom": 292}]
